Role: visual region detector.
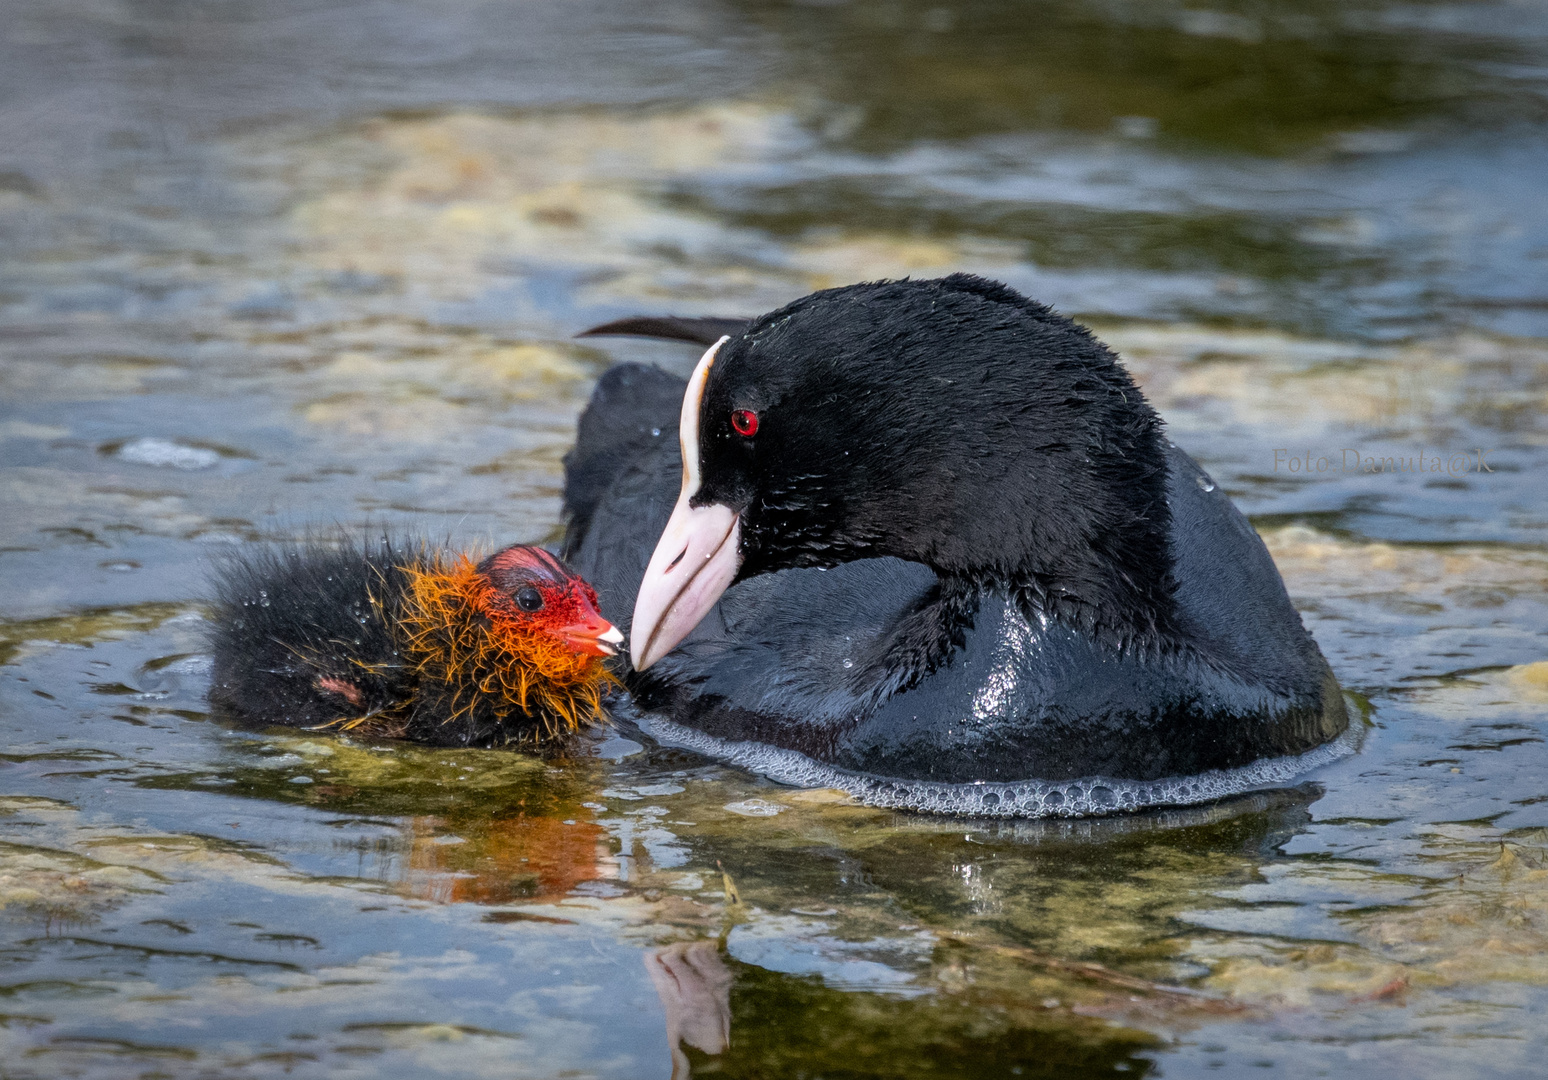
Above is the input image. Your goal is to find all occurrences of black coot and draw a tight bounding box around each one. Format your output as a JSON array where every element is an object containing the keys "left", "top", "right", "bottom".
[{"left": 563, "top": 276, "right": 1347, "bottom": 807}]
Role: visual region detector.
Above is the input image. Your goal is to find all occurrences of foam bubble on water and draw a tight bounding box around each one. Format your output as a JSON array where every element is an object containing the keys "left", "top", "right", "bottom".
[
  {"left": 724, "top": 799, "right": 784, "bottom": 817},
  {"left": 116, "top": 437, "right": 219, "bottom": 470},
  {"left": 636, "top": 715, "right": 1362, "bottom": 819}
]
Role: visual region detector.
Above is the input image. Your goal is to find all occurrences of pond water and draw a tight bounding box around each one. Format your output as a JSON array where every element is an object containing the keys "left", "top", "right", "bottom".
[{"left": 2, "top": 1, "right": 1547, "bottom": 1076}]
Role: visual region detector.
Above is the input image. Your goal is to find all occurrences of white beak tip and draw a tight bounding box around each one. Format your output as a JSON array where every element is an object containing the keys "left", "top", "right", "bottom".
[{"left": 596, "top": 624, "right": 625, "bottom": 657}]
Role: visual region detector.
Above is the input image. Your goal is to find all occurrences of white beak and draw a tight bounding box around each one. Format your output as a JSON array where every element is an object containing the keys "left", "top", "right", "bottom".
[{"left": 630, "top": 337, "right": 743, "bottom": 671}]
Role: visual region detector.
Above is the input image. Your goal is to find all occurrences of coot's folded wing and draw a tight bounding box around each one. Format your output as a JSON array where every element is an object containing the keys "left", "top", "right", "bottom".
[
  {"left": 562, "top": 363, "right": 686, "bottom": 564},
  {"left": 1162, "top": 442, "right": 1330, "bottom": 697}
]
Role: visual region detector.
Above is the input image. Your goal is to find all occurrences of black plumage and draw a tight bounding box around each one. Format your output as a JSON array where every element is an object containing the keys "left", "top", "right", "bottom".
[{"left": 564, "top": 275, "right": 1347, "bottom": 788}]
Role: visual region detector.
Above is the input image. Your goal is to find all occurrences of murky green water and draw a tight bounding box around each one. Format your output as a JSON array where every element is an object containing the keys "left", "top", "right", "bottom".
[{"left": 2, "top": 1, "right": 1546, "bottom": 1076}]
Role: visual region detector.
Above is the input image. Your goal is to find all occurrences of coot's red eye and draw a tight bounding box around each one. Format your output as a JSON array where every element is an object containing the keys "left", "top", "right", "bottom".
[{"left": 730, "top": 409, "right": 759, "bottom": 437}]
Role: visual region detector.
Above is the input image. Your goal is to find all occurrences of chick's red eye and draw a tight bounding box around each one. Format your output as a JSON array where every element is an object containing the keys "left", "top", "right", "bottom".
[{"left": 730, "top": 409, "right": 759, "bottom": 437}]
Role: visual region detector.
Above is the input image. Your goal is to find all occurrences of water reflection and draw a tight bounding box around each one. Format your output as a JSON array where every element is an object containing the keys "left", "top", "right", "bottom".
[
  {"left": 0, "top": 596, "right": 1545, "bottom": 1075},
  {"left": 647, "top": 941, "right": 732, "bottom": 1079},
  {"left": 402, "top": 814, "right": 614, "bottom": 906}
]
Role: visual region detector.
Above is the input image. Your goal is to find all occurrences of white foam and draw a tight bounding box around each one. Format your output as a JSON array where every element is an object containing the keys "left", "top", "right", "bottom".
[
  {"left": 116, "top": 437, "right": 219, "bottom": 470},
  {"left": 636, "top": 713, "right": 1363, "bottom": 819}
]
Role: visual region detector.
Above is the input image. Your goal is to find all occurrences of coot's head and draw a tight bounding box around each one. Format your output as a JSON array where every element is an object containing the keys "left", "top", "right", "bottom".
[
  {"left": 473, "top": 545, "right": 624, "bottom": 658},
  {"left": 630, "top": 274, "right": 1176, "bottom": 670}
]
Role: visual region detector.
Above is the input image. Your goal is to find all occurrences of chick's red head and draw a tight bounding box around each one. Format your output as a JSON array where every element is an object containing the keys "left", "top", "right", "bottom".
[{"left": 476, "top": 546, "right": 623, "bottom": 658}]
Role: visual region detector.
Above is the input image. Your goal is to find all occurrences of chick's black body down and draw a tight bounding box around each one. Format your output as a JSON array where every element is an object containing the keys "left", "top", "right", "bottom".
[{"left": 565, "top": 278, "right": 1347, "bottom": 785}]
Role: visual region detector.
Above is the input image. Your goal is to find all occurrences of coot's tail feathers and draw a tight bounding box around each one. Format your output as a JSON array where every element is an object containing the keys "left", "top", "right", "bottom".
[{"left": 576, "top": 316, "right": 751, "bottom": 347}]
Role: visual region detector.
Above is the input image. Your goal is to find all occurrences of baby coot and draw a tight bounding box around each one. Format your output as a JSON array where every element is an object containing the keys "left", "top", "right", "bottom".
[
  {"left": 208, "top": 538, "right": 622, "bottom": 746},
  {"left": 565, "top": 275, "right": 1349, "bottom": 813}
]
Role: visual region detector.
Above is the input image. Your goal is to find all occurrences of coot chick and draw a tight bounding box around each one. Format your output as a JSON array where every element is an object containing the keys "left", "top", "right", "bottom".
[
  {"left": 208, "top": 538, "right": 623, "bottom": 747},
  {"left": 565, "top": 275, "right": 1348, "bottom": 814}
]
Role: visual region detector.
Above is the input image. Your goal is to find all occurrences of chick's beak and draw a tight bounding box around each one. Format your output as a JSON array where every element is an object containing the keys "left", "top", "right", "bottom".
[{"left": 551, "top": 589, "right": 625, "bottom": 658}]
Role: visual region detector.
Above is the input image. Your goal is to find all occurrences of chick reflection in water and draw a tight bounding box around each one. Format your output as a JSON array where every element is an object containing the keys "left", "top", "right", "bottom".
[
  {"left": 397, "top": 811, "right": 733, "bottom": 1077},
  {"left": 400, "top": 813, "right": 615, "bottom": 905}
]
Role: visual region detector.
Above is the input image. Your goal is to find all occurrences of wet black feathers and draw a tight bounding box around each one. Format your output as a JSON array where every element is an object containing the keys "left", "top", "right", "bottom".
[
  {"left": 561, "top": 363, "right": 686, "bottom": 560},
  {"left": 208, "top": 538, "right": 412, "bottom": 729}
]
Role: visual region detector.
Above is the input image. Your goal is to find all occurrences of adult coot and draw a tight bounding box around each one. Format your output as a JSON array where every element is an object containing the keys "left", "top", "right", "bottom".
[
  {"left": 208, "top": 538, "right": 622, "bottom": 746},
  {"left": 565, "top": 276, "right": 1348, "bottom": 815}
]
